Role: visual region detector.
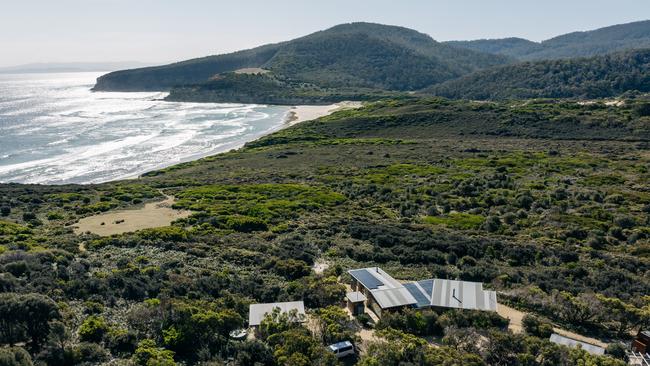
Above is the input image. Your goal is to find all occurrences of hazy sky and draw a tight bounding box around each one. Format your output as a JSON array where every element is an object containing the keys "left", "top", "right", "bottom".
[{"left": 1, "top": 0, "right": 649, "bottom": 67}]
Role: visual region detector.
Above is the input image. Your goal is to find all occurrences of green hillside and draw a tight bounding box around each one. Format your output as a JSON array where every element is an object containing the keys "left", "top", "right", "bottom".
[
  {"left": 426, "top": 48, "right": 650, "bottom": 100},
  {"left": 93, "top": 22, "right": 511, "bottom": 92},
  {"left": 447, "top": 20, "right": 650, "bottom": 60}
]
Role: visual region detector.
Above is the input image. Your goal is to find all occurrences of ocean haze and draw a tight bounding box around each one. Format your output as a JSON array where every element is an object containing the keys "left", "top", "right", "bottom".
[{"left": 0, "top": 72, "right": 290, "bottom": 184}]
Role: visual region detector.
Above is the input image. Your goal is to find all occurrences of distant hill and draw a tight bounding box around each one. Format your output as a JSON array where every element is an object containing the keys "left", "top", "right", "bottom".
[
  {"left": 426, "top": 48, "right": 650, "bottom": 100},
  {"left": 446, "top": 20, "right": 650, "bottom": 60},
  {"left": 0, "top": 62, "right": 158, "bottom": 74},
  {"left": 93, "top": 22, "right": 512, "bottom": 92}
]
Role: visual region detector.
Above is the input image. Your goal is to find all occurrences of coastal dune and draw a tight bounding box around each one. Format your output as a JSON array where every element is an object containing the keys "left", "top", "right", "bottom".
[{"left": 286, "top": 102, "right": 362, "bottom": 126}]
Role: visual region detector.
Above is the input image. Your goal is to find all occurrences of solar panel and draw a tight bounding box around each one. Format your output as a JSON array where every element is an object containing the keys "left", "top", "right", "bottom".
[
  {"left": 404, "top": 283, "right": 430, "bottom": 308},
  {"left": 418, "top": 279, "right": 434, "bottom": 296},
  {"left": 349, "top": 269, "right": 384, "bottom": 289}
]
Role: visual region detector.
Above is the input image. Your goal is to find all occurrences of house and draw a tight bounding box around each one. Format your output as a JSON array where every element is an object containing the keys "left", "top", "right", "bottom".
[
  {"left": 347, "top": 267, "right": 498, "bottom": 318},
  {"left": 248, "top": 301, "right": 306, "bottom": 327},
  {"left": 549, "top": 333, "right": 605, "bottom": 356}
]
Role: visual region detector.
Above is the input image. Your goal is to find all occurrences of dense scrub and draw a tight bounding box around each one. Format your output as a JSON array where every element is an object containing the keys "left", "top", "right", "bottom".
[
  {"left": 0, "top": 98, "right": 647, "bottom": 364},
  {"left": 447, "top": 20, "right": 650, "bottom": 61},
  {"left": 427, "top": 48, "right": 650, "bottom": 100}
]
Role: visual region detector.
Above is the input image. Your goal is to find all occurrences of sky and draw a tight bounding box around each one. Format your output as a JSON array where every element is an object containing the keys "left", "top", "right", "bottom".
[{"left": 1, "top": 0, "right": 649, "bottom": 67}]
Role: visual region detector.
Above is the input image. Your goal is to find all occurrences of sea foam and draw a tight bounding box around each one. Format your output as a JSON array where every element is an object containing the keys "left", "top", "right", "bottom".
[{"left": 0, "top": 72, "right": 290, "bottom": 184}]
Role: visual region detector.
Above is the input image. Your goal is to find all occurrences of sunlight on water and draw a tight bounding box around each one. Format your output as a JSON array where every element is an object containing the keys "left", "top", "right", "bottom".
[{"left": 0, "top": 72, "right": 290, "bottom": 184}]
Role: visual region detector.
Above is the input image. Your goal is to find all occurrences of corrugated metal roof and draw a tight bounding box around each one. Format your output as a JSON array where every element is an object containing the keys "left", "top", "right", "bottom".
[
  {"left": 550, "top": 334, "right": 605, "bottom": 355},
  {"left": 371, "top": 287, "right": 417, "bottom": 309},
  {"left": 346, "top": 291, "right": 367, "bottom": 303},
  {"left": 430, "top": 278, "right": 498, "bottom": 312},
  {"left": 347, "top": 267, "right": 498, "bottom": 312},
  {"left": 329, "top": 341, "right": 353, "bottom": 351},
  {"left": 248, "top": 301, "right": 305, "bottom": 326}
]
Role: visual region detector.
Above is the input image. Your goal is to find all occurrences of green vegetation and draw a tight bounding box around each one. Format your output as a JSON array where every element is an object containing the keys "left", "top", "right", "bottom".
[
  {"left": 0, "top": 98, "right": 648, "bottom": 364},
  {"left": 94, "top": 22, "right": 511, "bottom": 94},
  {"left": 447, "top": 20, "right": 650, "bottom": 60},
  {"left": 427, "top": 48, "right": 650, "bottom": 99}
]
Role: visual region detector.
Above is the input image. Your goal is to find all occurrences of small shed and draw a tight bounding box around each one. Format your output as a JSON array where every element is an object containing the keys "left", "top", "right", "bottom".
[
  {"left": 633, "top": 330, "right": 650, "bottom": 354},
  {"left": 346, "top": 291, "right": 367, "bottom": 316},
  {"left": 248, "top": 301, "right": 305, "bottom": 328},
  {"left": 549, "top": 334, "right": 605, "bottom": 356}
]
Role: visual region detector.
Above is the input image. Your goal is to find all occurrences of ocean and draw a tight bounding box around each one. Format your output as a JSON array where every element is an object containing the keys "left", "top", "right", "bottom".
[{"left": 0, "top": 72, "right": 290, "bottom": 185}]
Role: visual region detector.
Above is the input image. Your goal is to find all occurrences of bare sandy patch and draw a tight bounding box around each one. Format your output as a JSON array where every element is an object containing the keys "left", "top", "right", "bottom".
[
  {"left": 234, "top": 68, "right": 269, "bottom": 75},
  {"left": 73, "top": 196, "right": 192, "bottom": 236},
  {"left": 285, "top": 101, "right": 363, "bottom": 126}
]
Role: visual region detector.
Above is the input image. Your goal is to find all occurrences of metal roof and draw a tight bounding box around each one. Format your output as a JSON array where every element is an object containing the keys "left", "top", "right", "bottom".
[
  {"left": 346, "top": 291, "right": 367, "bottom": 303},
  {"left": 549, "top": 334, "right": 605, "bottom": 355},
  {"left": 329, "top": 341, "right": 353, "bottom": 351},
  {"left": 403, "top": 278, "right": 498, "bottom": 312},
  {"left": 429, "top": 279, "right": 498, "bottom": 312},
  {"left": 347, "top": 267, "right": 498, "bottom": 312},
  {"left": 371, "top": 287, "right": 417, "bottom": 309},
  {"left": 248, "top": 301, "right": 305, "bottom": 327}
]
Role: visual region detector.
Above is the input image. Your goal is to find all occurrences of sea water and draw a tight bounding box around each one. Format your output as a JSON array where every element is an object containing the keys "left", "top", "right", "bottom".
[{"left": 0, "top": 72, "right": 290, "bottom": 184}]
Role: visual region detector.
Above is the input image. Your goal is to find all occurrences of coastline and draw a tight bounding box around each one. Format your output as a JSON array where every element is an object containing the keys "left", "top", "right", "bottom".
[
  {"left": 121, "top": 102, "right": 362, "bottom": 182},
  {"left": 284, "top": 101, "right": 362, "bottom": 126}
]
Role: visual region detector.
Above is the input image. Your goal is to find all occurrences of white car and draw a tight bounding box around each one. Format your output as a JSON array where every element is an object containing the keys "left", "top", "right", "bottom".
[{"left": 328, "top": 341, "right": 355, "bottom": 358}]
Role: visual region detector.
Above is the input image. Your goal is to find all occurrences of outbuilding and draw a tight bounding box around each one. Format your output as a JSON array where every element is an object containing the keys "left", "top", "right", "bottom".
[{"left": 248, "top": 301, "right": 306, "bottom": 328}]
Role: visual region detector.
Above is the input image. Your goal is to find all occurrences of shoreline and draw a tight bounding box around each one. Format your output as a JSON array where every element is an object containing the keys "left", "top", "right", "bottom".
[{"left": 284, "top": 101, "right": 362, "bottom": 127}]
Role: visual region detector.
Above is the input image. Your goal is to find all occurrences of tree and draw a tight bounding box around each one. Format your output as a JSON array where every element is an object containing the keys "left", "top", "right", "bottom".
[
  {"left": 234, "top": 340, "right": 275, "bottom": 366},
  {"left": 0, "top": 206, "right": 10, "bottom": 217},
  {"left": 313, "top": 306, "right": 359, "bottom": 344},
  {"left": 304, "top": 276, "right": 346, "bottom": 308},
  {"left": 259, "top": 308, "right": 305, "bottom": 340},
  {"left": 596, "top": 295, "right": 650, "bottom": 336},
  {"left": 359, "top": 328, "right": 429, "bottom": 365},
  {"left": 266, "top": 327, "right": 336, "bottom": 366}
]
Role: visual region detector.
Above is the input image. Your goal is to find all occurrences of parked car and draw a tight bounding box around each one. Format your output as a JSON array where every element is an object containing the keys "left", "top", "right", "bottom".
[{"left": 328, "top": 341, "right": 355, "bottom": 358}]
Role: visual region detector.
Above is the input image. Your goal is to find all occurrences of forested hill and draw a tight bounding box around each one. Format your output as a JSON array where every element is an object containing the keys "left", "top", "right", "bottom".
[
  {"left": 426, "top": 48, "right": 650, "bottom": 100},
  {"left": 446, "top": 19, "right": 650, "bottom": 60},
  {"left": 93, "top": 22, "right": 511, "bottom": 92}
]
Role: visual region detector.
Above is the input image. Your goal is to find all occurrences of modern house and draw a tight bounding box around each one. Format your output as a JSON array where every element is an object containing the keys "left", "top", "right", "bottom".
[
  {"left": 248, "top": 301, "right": 306, "bottom": 328},
  {"left": 347, "top": 267, "right": 498, "bottom": 317}
]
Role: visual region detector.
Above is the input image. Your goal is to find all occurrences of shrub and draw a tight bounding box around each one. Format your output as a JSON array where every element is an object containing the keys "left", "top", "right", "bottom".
[
  {"left": 0, "top": 347, "right": 32, "bottom": 366},
  {"left": 521, "top": 314, "right": 553, "bottom": 338},
  {"left": 606, "top": 343, "right": 629, "bottom": 362},
  {"left": 0, "top": 206, "right": 10, "bottom": 217},
  {"left": 78, "top": 316, "right": 109, "bottom": 343},
  {"left": 377, "top": 308, "right": 440, "bottom": 336},
  {"left": 133, "top": 339, "right": 175, "bottom": 366},
  {"left": 67, "top": 343, "right": 109, "bottom": 365}
]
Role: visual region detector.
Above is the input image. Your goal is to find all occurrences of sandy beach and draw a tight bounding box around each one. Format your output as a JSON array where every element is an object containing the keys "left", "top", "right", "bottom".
[{"left": 285, "top": 101, "right": 362, "bottom": 126}]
